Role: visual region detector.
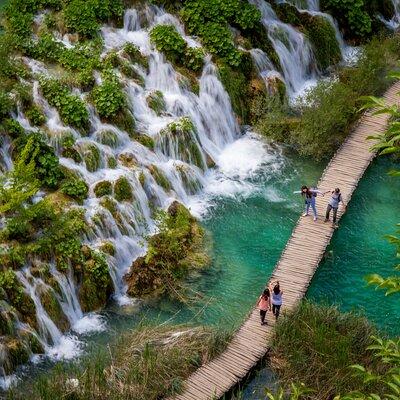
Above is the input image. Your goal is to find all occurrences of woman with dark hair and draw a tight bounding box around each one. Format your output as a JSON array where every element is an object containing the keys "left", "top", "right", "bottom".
[
  {"left": 256, "top": 288, "right": 271, "bottom": 325},
  {"left": 325, "top": 187, "right": 346, "bottom": 228},
  {"left": 271, "top": 281, "right": 283, "bottom": 320},
  {"left": 294, "top": 185, "right": 324, "bottom": 222}
]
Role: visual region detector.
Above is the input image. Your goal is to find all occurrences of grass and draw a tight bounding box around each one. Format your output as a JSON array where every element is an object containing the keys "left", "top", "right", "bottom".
[
  {"left": 269, "top": 301, "right": 387, "bottom": 399},
  {"left": 7, "top": 321, "right": 232, "bottom": 400}
]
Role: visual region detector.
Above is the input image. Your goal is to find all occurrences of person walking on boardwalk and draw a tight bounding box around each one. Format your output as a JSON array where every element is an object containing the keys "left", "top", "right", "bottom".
[
  {"left": 324, "top": 187, "right": 346, "bottom": 228},
  {"left": 294, "top": 185, "right": 324, "bottom": 222},
  {"left": 256, "top": 289, "right": 271, "bottom": 325},
  {"left": 271, "top": 282, "right": 283, "bottom": 320}
]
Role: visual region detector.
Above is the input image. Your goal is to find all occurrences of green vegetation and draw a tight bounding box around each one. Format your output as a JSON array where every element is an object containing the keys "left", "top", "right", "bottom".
[
  {"left": 274, "top": 3, "right": 341, "bottom": 70},
  {"left": 269, "top": 302, "right": 380, "bottom": 399},
  {"left": 146, "top": 90, "right": 166, "bottom": 115},
  {"left": 60, "top": 178, "right": 89, "bottom": 203},
  {"left": 94, "top": 181, "right": 112, "bottom": 198},
  {"left": 150, "top": 24, "right": 205, "bottom": 73},
  {"left": 8, "top": 322, "right": 231, "bottom": 400},
  {"left": 125, "top": 201, "right": 209, "bottom": 298},
  {"left": 39, "top": 78, "right": 89, "bottom": 131},
  {"left": 180, "top": 0, "right": 261, "bottom": 67},
  {"left": 254, "top": 35, "right": 400, "bottom": 160},
  {"left": 114, "top": 176, "right": 133, "bottom": 202}
]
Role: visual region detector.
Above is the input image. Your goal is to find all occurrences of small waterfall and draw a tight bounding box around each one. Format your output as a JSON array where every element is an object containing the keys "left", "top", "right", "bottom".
[
  {"left": 282, "top": 0, "right": 345, "bottom": 56},
  {"left": 380, "top": 0, "right": 400, "bottom": 29},
  {"left": 0, "top": 136, "right": 13, "bottom": 173},
  {"left": 249, "top": 0, "right": 318, "bottom": 97}
]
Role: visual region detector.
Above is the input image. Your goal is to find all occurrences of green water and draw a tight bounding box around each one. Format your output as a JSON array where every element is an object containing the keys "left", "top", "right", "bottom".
[{"left": 308, "top": 158, "right": 400, "bottom": 334}]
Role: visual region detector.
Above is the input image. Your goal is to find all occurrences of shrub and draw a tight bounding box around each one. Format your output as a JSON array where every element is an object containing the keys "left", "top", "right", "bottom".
[
  {"left": 320, "top": 0, "right": 372, "bottom": 39},
  {"left": 184, "top": 47, "right": 205, "bottom": 73},
  {"left": 14, "top": 132, "right": 64, "bottom": 188},
  {"left": 2, "top": 118, "right": 24, "bottom": 138},
  {"left": 146, "top": 90, "right": 166, "bottom": 115},
  {"left": 61, "top": 178, "right": 88, "bottom": 202},
  {"left": 114, "top": 177, "right": 132, "bottom": 202},
  {"left": 25, "top": 105, "right": 46, "bottom": 126},
  {"left": 150, "top": 24, "right": 186, "bottom": 65},
  {"left": 91, "top": 73, "right": 126, "bottom": 119},
  {"left": 39, "top": 78, "right": 89, "bottom": 131},
  {"left": 123, "top": 43, "right": 149, "bottom": 69},
  {"left": 0, "top": 91, "right": 13, "bottom": 120},
  {"left": 63, "top": 0, "right": 100, "bottom": 38},
  {"left": 125, "top": 201, "right": 207, "bottom": 297},
  {"left": 94, "top": 180, "right": 112, "bottom": 197}
]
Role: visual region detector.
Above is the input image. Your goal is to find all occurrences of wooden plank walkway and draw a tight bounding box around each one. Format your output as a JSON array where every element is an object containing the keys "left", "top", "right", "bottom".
[{"left": 170, "top": 81, "right": 400, "bottom": 400}]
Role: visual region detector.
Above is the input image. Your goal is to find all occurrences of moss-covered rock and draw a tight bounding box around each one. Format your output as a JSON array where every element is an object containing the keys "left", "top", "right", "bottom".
[
  {"left": 39, "top": 287, "right": 70, "bottom": 332},
  {"left": 157, "top": 117, "right": 205, "bottom": 169},
  {"left": 81, "top": 143, "right": 101, "bottom": 172},
  {"left": 99, "top": 241, "right": 115, "bottom": 256},
  {"left": 176, "top": 164, "right": 203, "bottom": 195},
  {"left": 135, "top": 133, "right": 155, "bottom": 149},
  {"left": 97, "top": 130, "right": 119, "bottom": 148},
  {"left": 114, "top": 176, "right": 133, "bottom": 202},
  {"left": 146, "top": 90, "right": 166, "bottom": 115},
  {"left": 148, "top": 164, "right": 171, "bottom": 191},
  {"left": 1, "top": 337, "right": 30, "bottom": 375},
  {"left": 125, "top": 201, "right": 209, "bottom": 298},
  {"left": 94, "top": 180, "right": 112, "bottom": 197},
  {"left": 118, "top": 152, "right": 138, "bottom": 168},
  {"left": 77, "top": 251, "right": 112, "bottom": 312},
  {"left": 123, "top": 42, "right": 149, "bottom": 70}
]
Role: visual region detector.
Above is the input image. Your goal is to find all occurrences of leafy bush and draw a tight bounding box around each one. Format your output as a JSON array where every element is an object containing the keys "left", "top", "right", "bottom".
[
  {"left": 25, "top": 105, "right": 46, "bottom": 126},
  {"left": 14, "top": 132, "right": 64, "bottom": 188},
  {"left": 123, "top": 43, "right": 149, "bottom": 69},
  {"left": 94, "top": 180, "right": 112, "bottom": 197},
  {"left": 2, "top": 118, "right": 24, "bottom": 138},
  {"left": 184, "top": 47, "right": 205, "bottom": 72},
  {"left": 91, "top": 73, "right": 126, "bottom": 119},
  {"left": 180, "top": 0, "right": 260, "bottom": 66},
  {"left": 125, "top": 201, "right": 207, "bottom": 297},
  {"left": 320, "top": 0, "right": 371, "bottom": 39},
  {"left": 150, "top": 24, "right": 186, "bottom": 65},
  {"left": 0, "top": 91, "right": 13, "bottom": 120},
  {"left": 39, "top": 78, "right": 89, "bottom": 131},
  {"left": 114, "top": 177, "right": 132, "bottom": 202},
  {"left": 61, "top": 178, "right": 88, "bottom": 202}
]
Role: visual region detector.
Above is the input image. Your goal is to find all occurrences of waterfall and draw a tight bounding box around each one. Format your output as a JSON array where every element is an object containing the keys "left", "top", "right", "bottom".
[
  {"left": 380, "top": 0, "right": 400, "bottom": 29},
  {"left": 0, "top": 3, "right": 287, "bottom": 376},
  {"left": 249, "top": 0, "right": 318, "bottom": 97}
]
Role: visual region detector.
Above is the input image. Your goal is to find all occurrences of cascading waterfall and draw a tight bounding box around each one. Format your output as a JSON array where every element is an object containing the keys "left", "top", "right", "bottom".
[
  {"left": 281, "top": 0, "right": 346, "bottom": 55},
  {"left": 2, "top": 4, "right": 275, "bottom": 377},
  {"left": 249, "top": 0, "right": 318, "bottom": 97},
  {"left": 381, "top": 0, "right": 400, "bottom": 29}
]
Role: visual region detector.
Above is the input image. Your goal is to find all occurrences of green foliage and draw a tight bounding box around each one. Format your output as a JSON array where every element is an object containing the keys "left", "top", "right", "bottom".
[
  {"left": 125, "top": 202, "right": 208, "bottom": 298},
  {"left": 14, "top": 132, "right": 63, "bottom": 188},
  {"left": 94, "top": 181, "right": 112, "bottom": 198},
  {"left": 184, "top": 47, "right": 205, "bottom": 73},
  {"left": 271, "top": 302, "right": 383, "bottom": 399},
  {"left": 123, "top": 43, "right": 149, "bottom": 69},
  {"left": 60, "top": 178, "right": 88, "bottom": 202},
  {"left": 25, "top": 105, "right": 46, "bottom": 126},
  {"left": 2, "top": 118, "right": 25, "bottom": 138},
  {"left": 0, "top": 136, "right": 40, "bottom": 215},
  {"left": 82, "top": 144, "right": 101, "bottom": 172},
  {"left": 147, "top": 90, "right": 166, "bottom": 116},
  {"left": 0, "top": 91, "right": 13, "bottom": 120},
  {"left": 91, "top": 73, "right": 126, "bottom": 119},
  {"left": 180, "top": 0, "right": 260, "bottom": 66},
  {"left": 39, "top": 78, "right": 89, "bottom": 131},
  {"left": 63, "top": 1, "right": 93, "bottom": 37},
  {"left": 150, "top": 24, "right": 186, "bottom": 65},
  {"left": 256, "top": 35, "right": 400, "bottom": 160},
  {"left": 114, "top": 177, "right": 133, "bottom": 202},
  {"left": 320, "top": 0, "right": 371, "bottom": 39}
]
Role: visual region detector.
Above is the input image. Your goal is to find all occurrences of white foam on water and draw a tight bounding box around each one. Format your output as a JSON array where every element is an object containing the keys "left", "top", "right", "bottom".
[
  {"left": 46, "top": 335, "right": 83, "bottom": 361},
  {"left": 188, "top": 133, "right": 285, "bottom": 217},
  {"left": 0, "top": 375, "right": 18, "bottom": 391},
  {"left": 72, "top": 314, "right": 106, "bottom": 335}
]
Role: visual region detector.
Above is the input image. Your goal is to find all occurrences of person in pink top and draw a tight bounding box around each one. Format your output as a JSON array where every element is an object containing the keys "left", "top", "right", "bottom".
[{"left": 256, "top": 289, "right": 271, "bottom": 325}]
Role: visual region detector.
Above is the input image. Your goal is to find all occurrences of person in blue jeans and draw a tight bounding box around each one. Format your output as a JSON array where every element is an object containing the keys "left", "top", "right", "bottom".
[
  {"left": 294, "top": 185, "right": 324, "bottom": 221},
  {"left": 325, "top": 187, "right": 346, "bottom": 228}
]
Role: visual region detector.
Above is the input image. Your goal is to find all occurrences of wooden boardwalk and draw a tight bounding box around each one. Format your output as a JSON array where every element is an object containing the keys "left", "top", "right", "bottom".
[{"left": 171, "top": 81, "right": 400, "bottom": 400}]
